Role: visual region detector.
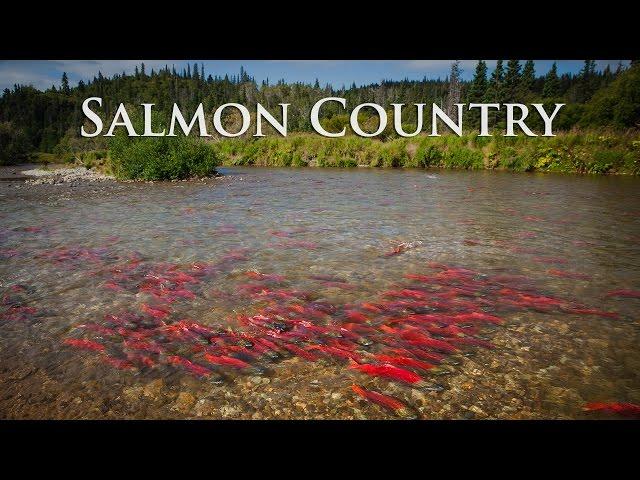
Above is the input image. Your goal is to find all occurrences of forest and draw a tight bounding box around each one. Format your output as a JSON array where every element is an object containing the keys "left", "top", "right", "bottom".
[{"left": 0, "top": 60, "right": 639, "bottom": 176}]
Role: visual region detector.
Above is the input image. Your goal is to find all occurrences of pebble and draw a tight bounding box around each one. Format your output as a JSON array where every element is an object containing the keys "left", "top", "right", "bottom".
[
  {"left": 171, "top": 392, "right": 196, "bottom": 413},
  {"left": 143, "top": 379, "right": 164, "bottom": 398},
  {"left": 220, "top": 405, "right": 239, "bottom": 417},
  {"left": 22, "top": 167, "right": 114, "bottom": 184}
]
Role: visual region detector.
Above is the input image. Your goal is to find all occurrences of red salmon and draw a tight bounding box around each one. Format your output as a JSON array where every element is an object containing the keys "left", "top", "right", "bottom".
[
  {"left": 204, "top": 353, "right": 250, "bottom": 369},
  {"left": 64, "top": 338, "right": 105, "bottom": 352},
  {"left": 583, "top": 402, "right": 640, "bottom": 418},
  {"left": 350, "top": 361, "right": 425, "bottom": 386},
  {"left": 141, "top": 303, "right": 171, "bottom": 319},
  {"left": 351, "top": 384, "right": 414, "bottom": 417}
]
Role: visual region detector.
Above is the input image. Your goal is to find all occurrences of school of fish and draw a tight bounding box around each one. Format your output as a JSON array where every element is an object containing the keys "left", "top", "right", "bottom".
[{"left": 2, "top": 221, "right": 639, "bottom": 419}]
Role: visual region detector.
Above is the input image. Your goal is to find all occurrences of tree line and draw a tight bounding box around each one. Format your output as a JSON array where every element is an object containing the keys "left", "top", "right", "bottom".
[{"left": 0, "top": 60, "right": 638, "bottom": 164}]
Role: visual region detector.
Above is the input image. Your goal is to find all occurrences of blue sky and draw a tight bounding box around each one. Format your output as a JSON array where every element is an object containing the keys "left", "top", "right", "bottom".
[{"left": 0, "top": 60, "right": 630, "bottom": 91}]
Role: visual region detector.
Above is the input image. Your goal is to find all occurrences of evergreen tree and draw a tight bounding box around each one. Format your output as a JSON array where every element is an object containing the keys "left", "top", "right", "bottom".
[
  {"left": 484, "top": 60, "right": 506, "bottom": 126},
  {"left": 579, "top": 60, "right": 597, "bottom": 102},
  {"left": 193, "top": 63, "right": 199, "bottom": 80},
  {"left": 504, "top": 60, "right": 521, "bottom": 102},
  {"left": 61, "top": 72, "right": 70, "bottom": 94},
  {"left": 543, "top": 62, "right": 559, "bottom": 98},
  {"left": 520, "top": 60, "right": 535, "bottom": 95},
  {"left": 487, "top": 60, "right": 505, "bottom": 102},
  {"left": 468, "top": 60, "right": 488, "bottom": 102}
]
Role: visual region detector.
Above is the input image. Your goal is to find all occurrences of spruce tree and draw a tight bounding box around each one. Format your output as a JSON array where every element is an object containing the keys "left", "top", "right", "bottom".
[
  {"left": 579, "top": 60, "right": 597, "bottom": 101},
  {"left": 543, "top": 62, "right": 559, "bottom": 98},
  {"left": 485, "top": 60, "right": 505, "bottom": 126},
  {"left": 520, "top": 60, "right": 535, "bottom": 95},
  {"left": 468, "top": 60, "right": 488, "bottom": 102},
  {"left": 504, "top": 60, "right": 521, "bottom": 102},
  {"left": 488, "top": 60, "right": 505, "bottom": 102},
  {"left": 61, "top": 72, "right": 70, "bottom": 94},
  {"left": 467, "top": 60, "right": 488, "bottom": 128}
]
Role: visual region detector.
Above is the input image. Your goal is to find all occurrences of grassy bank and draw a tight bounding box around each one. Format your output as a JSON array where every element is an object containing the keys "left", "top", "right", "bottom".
[
  {"left": 213, "top": 131, "right": 640, "bottom": 175},
  {"left": 18, "top": 130, "right": 640, "bottom": 179}
]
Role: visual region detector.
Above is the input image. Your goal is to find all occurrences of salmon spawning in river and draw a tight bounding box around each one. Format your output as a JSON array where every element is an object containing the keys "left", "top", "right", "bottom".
[{"left": 2, "top": 168, "right": 640, "bottom": 419}]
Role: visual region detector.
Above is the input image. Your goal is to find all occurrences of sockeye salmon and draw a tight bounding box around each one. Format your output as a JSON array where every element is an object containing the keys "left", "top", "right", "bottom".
[{"left": 351, "top": 384, "right": 415, "bottom": 418}]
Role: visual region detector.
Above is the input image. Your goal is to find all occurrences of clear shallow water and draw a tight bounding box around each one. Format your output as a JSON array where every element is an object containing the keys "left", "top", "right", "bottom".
[{"left": 1, "top": 167, "right": 639, "bottom": 419}]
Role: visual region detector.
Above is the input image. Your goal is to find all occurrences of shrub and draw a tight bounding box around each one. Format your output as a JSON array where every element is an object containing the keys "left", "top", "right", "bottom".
[
  {"left": 108, "top": 133, "right": 219, "bottom": 180},
  {"left": 588, "top": 149, "right": 618, "bottom": 174},
  {"left": 444, "top": 146, "right": 484, "bottom": 169}
]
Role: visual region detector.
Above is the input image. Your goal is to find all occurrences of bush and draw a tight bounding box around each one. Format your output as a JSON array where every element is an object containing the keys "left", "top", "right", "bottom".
[
  {"left": 108, "top": 133, "right": 219, "bottom": 180},
  {"left": 415, "top": 141, "right": 443, "bottom": 167},
  {"left": 443, "top": 146, "right": 484, "bottom": 169},
  {"left": 588, "top": 149, "right": 618, "bottom": 174}
]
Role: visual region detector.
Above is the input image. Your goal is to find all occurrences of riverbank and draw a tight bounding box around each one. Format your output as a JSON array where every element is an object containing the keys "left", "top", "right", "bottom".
[
  {"left": 9, "top": 130, "right": 639, "bottom": 181},
  {"left": 213, "top": 131, "right": 640, "bottom": 175}
]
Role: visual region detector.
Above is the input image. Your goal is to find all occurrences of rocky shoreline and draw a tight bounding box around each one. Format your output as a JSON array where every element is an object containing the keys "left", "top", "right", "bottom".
[{"left": 21, "top": 167, "right": 114, "bottom": 185}]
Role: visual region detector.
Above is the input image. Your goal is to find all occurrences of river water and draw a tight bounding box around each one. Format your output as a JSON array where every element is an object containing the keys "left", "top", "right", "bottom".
[{"left": 1, "top": 166, "right": 639, "bottom": 419}]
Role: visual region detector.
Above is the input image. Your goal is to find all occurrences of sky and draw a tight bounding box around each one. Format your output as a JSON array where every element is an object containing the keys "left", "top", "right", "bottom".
[{"left": 0, "top": 60, "right": 630, "bottom": 92}]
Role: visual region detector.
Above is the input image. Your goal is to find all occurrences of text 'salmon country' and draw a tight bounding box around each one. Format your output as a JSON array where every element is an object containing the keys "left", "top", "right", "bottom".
[{"left": 80, "top": 97, "right": 565, "bottom": 138}]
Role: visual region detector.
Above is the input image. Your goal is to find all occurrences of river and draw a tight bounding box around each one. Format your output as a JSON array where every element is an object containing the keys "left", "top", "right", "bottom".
[{"left": 1, "top": 166, "right": 639, "bottom": 419}]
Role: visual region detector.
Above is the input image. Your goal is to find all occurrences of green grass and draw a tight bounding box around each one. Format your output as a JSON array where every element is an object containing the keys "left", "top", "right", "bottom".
[{"left": 210, "top": 130, "right": 640, "bottom": 175}]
